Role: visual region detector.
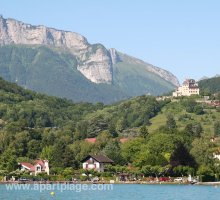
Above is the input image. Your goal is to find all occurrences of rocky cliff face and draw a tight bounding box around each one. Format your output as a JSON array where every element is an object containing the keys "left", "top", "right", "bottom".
[
  {"left": 0, "top": 15, "right": 112, "bottom": 84},
  {"left": 0, "top": 15, "right": 179, "bottom": 86}
]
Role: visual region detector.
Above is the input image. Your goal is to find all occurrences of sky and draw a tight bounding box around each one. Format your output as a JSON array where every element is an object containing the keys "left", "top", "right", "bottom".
[{"left": 0, "top": 0, "right": 219, "bottom": 83}]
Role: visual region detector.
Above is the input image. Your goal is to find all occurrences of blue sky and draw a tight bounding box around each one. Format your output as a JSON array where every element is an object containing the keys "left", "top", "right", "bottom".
[{"left": 0, "top": 0, "right": 219, "bottom": 83}]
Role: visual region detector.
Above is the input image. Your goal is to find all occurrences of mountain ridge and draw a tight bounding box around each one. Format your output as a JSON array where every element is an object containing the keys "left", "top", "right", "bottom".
[
  {"left": 0, "top": 15, "right": 179, "bottom": 103},
  {"left": 0, "top": 15, "right": 179, "bottom": 86}
]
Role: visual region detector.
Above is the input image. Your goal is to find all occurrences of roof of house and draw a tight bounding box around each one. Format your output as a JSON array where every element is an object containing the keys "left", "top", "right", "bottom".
[
  {"left": 119, "top": 138, "right": 129, "bottom": 143},
  {"left": 85, "top": 137, "right": 130, "bottom": 144},
  {"left": 34, "top": 160, "right": 47, "bottom": 170},
  {"left": 20, "top": 162, "right": 35, "bottom": 171},
  {"left": 19, "top": 160, "right": 48, "bottom": 172},
  {"left": 81, "top": 155, "right": 114, "bottom": 163},
  {"left": 85, "top": 138, "right": 97, "bottom": 143}
]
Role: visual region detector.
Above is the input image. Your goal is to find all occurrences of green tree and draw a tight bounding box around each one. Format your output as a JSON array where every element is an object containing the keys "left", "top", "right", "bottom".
[
  {"left": 96, "top": 131, "right": 112, "bottom": 150},
  {"left": 197, "top": 165, "right": 214, "bottom": 176},
  {"left": 102, "top": 140, "right": 125, "bottom": 165},
  {"left": 121, "top": 138, "right": 145, "bottom": 163},
  {"left": 0, "top": 147, "right": 18, "bottom": 171},
  {"left": 170, "top": 143, "right": 196, "bottom": 167},
  {"left": 214, "top": 121, "right": 220, "bottom": 137},
  {"left": 27, "top": 139, "right": 41, "bottom": 159},
  {"left": 184, "top": 123, "right": 203, "bottom": 138},
  {"left": 115, "top": 118, "right": 127, "bottom": 133},
  {"left": 190, "top": 137, "right": 214, "bottom": 166},
  {"left": 139, "top": 125, "right": 149, "bottom": 139},
  {"left": 166, "top": 114, "right": 176, "bottom": 131},
  {"left": 40, "top": 146, "right": 54, "bottom": 161}
]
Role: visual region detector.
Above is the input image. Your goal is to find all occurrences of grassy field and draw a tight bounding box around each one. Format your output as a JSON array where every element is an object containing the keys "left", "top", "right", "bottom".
[{"left": 148, "top": 100, "right": 220, "bottom": 136}]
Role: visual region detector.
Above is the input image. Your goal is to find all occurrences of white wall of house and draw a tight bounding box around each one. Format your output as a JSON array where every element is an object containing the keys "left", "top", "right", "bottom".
[
  {"left": 35, "top": 164, "right": 42, "bottom": 176},
  {"left": 44, "top": 160, "right": 50, "bottom": 175},
  {"left": 82, "top": 161, "right": 106, "bottom": 172},
  {"left": 20, "top": 165, "right": 30, "bottom": 171},
  {"left": 173, "top": 82, "right": 199, "bottom": 97},
  {"left": 214, "top": 153, "right": 220, "bottom": 160}
]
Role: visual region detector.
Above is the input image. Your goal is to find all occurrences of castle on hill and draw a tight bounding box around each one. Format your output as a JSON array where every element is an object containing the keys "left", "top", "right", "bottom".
[{"left": 173, "top": 79, "right": 200, "bottom": 97}]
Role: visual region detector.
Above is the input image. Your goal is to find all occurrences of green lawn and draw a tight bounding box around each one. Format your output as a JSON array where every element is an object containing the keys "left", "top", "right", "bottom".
[{"left": 148, "top": 101, "right": 220, "bottom": 136}]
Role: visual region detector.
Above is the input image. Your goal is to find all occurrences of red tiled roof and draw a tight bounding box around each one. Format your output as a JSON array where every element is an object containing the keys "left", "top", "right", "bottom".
[
  {"left": 20, "top": 162, "right": 34, "bottom": 171},
  {"left": 85, "top": 137, "right": 130, "bottom": 144},
  {"left": 20, "top": 160, "right": 48, "bottom": 172},
  {"left": 119, "top": 138, "right": 129, "bottom": 143},
  {"left": 85, "top": 138, "right": 97, "bottom": 143},
  {"left": 34, "top": 160, "right": 46, "bottom": 170}
]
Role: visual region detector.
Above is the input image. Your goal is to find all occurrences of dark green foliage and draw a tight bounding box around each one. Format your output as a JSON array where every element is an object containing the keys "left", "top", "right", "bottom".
[
  {"left": 184, "top": 123, "right": 203, "bottom": 138},
  {"left": 0, "top": 76, "right": 220, "bottom": 177},
  {"left": 190, "top": 138, "right": 215, "bottom": 166},
  {"left": 166, "top": 114, "right": 177, "bottom": 131},
  {"left": 199, "top": 77, "right": 220, "bottom": 95},
  {"left": 102, "top": 140, "right": 125, "bottom": 165},
  {"left": 0, "top": 77, "right": 166, "bottom": 170},
  {"left": 214, "top": 121, "right": 220, "bottom": 137},
  {"left": 139, "top": 125, "right": 149, "bottom": 139},
  {"left": 181, "top": 99, "right": 204, "bottom": 115},
  {"left": 170, "top": 143, "right": 196, "bottom": 167},
  {"left": 199, "top": 175, "right": 216, "bottom": 182},
  {"left": 173, "top": 166, "right": 195, "bottom": 176},
  {"left": 82, "top": 95, "right": 162, "bottom": 136},
  {"left": 0, "top": 147, "right": 18, "bottom": 171}
]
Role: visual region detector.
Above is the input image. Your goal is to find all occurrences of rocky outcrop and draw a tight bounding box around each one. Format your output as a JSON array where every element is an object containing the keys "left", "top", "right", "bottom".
[
  {"left": 109, "top": 48, "right": 121, "bottom": 64},
  {"left": 0, "top": 15, "right": 88, "bottom": 50},
  {"left": 78, "top": 44, "right": 113, "bottom": 84}
]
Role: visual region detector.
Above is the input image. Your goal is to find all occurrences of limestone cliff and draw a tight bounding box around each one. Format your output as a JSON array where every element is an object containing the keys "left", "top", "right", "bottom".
[
  {"left": 0, "top": 15, "right": 112, "bottom": 84},
  {"left": 0, "top": 15, "right": 179, "bottom": 87}
]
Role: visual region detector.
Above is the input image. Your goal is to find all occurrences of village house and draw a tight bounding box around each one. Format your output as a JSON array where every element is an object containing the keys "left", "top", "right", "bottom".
[
  {"left": 173, "top": 79, "right": 200, "bottom": 97},
  {"left": 81, "top": 155, "right": 114, "bottom": 172},
  {"left": 213, "top": 147, "right": 220, "bottom": 161},
  {"left": 209, "top": 100, "right": 220, "bottom": 107},
  {"left": 18, "top": 160, "right": 49, "bottom": 176}
]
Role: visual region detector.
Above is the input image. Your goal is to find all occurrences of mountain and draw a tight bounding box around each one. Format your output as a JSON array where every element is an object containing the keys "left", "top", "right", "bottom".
[
  {"left": 199, "top": 76, "right": 220, "bottom": 95},
  {"left": 0, "top": 15, "right": 179, "bottom": 103}
]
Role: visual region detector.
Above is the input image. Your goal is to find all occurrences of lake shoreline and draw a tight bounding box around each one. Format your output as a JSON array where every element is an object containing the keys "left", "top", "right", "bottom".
[{"left": 1, "top": 180, "right": 220, "bottom": 185}]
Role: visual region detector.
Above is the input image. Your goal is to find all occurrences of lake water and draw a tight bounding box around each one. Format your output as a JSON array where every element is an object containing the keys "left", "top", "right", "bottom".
[{"left": 0, "top": 184, "right": 219, "bottom": 200}]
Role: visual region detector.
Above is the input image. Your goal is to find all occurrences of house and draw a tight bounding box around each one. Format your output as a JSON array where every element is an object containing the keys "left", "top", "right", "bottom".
[
  {"left": 173, "top": 79, "right": 200, "bottom": 97},
  {"left": 84, "top": 138, "right": 97, "bottom": 143},
  {"left": 213, "top": 148, "right": 220, "bottom": 161},
  {"left": 81, "top": 155, "right": 114, "bottom": 172},
  {"left": 18, "top": 160, "right": 49, "bottom": 176}
]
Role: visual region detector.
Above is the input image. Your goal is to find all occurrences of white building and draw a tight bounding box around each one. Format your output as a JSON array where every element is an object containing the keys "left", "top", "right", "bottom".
[
  {"left": 173, "top": 79, "right": 200, "bottom": 97},
  {"left": 81, "top": 155, "right": 114, "bottom": 172},
  {"left": 18, "top": 160, "right": 50, "bottom": 176}
]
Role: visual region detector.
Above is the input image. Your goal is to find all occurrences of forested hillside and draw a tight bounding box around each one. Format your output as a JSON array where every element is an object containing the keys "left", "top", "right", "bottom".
[
  {"left": 0, "top": 77, "right": 220, "bottom": 180},
  {"left": 199, "top": 77, "right": 220, "bottom": 95},
  {"left": 0, "top": 77, "right": 163, "bottom": 171}
]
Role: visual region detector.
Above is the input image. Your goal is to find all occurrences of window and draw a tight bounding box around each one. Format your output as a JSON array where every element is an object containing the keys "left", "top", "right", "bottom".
[{"left": 36, "top": 166, "right": 41, "bottom": 171}]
